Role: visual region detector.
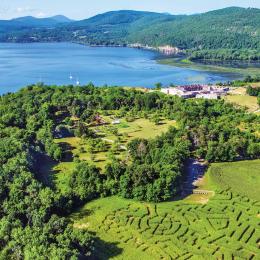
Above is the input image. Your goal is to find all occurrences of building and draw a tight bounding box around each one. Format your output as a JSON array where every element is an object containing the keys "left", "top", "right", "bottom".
[
  {"left": 161, "top": 85, "right": 229, "bottom": 99},
  {"left": 196, "top": 93, "right": 219, "bottom": 99},
  {"left": 157, "top": 45, "right": 181, "bottom": 55}
]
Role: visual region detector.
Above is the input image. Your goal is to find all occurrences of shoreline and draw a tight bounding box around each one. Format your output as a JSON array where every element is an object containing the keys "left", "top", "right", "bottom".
[
  {"left": 157, "top": 57, "right": 260, "bottom": 77},
  {"left": 72, "top": 42, "right": 260, "bottom": 77}
]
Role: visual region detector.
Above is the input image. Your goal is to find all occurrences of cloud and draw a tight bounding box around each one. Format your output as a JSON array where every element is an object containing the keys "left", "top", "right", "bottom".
[
  {"left": 16, "top": 6, "right": 36, "bottom": 13},
  {"left": 15, "top": 6, "right": 46, "bottom": 18},
  {"left": 35, "top": 12, "right": 47, "bottom": 18}
]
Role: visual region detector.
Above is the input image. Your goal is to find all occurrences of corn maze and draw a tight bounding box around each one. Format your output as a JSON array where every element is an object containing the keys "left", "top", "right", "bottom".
[{"left": 98, "top": 190, "right": 260, "bottom": 259}]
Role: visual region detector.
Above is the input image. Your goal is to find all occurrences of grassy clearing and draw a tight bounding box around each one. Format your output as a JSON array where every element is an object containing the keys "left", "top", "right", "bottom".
[
  {"left": 206, "top": 160, "right": 260, "bottom": 201},
  {"left": 48, "top": 117, "right": 176, "bottom": 193},
  {"left": 224, "top": 94, "right": 259, "bottom": 112},
  {"left": 114, "top": 118, "right": 176, "bottom": 141},
  {"left": 223, "top": 86, "right": 259, "bottom": 113},
  {"left": 72, "top": 160, "right": 260, "bottom": 259},
  {"left": 52, "top": 162, "right": 76, "bottom": 193}
]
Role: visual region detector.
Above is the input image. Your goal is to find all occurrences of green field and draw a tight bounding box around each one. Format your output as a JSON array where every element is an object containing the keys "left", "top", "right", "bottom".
[
  {"left": 45, "top": 117, "right": 176, "bottom": 193},
  {"left": 224, "top": 94, "right": 259, "bottom": 113},
  {"left": 103, "top": 118, "right": 177, "bottom": 141},
  {"left": 71, "top": 160, "right": 260, "bottom": 259},
  {"left": 206, "top": 160, "right": 260, "bottom": 201}
]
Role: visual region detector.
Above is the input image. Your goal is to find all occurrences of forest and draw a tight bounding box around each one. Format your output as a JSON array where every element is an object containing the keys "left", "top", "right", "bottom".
[{"left": 0, "top": 84, "right": 259, "bottom": 258}]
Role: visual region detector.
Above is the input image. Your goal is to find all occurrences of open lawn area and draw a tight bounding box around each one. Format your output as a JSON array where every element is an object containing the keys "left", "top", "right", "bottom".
[
  {"left": 206, "top": 160, "right": 260, "bottom": 201},
  {"left": 102, "top": 118, "right": 177, "bottom": 141},
  {"left": 224, "top": 93, "right": 259, "bottom": 112},
  {"left": 71, "top": 160, "right": 260, "bottom": 259},
  {"left": 45, "top": 117, "right": 176, "bottom": 193}
]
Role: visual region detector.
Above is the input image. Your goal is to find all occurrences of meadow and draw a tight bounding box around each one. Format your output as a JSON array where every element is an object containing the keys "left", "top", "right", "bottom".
[
  {"left": 47, "top": 116, "right": 176, "bottom": 193},
  {"left": 71, "top": 160, "right": 260, "bottom": 259},
  {"left": 225, "top": 95, "right": 258, "bottom": 112},
  {"left": 206, "top": 160, "right": 260, "bottom": 201},
  {"left": 224, "top": 87, "right": 259, "bottom": 113}
]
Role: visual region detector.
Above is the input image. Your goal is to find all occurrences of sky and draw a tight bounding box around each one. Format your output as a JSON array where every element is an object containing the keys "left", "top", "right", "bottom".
[{"left": 0, "top": 0, "right": 260, "bottom": 20}]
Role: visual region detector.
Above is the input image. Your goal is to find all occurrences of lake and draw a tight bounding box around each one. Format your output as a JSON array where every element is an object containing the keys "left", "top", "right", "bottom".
[{"left": 0, "top": 42, "right": 241, "bottom": 94}]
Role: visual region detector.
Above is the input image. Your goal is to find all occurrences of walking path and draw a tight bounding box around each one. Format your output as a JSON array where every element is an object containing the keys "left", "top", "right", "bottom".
[{"left": 182, "top": 159, "right": 214, "bottom": 198}]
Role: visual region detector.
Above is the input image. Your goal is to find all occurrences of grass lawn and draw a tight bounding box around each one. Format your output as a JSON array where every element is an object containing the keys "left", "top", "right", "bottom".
[
  {"left": 50, "top": 118, "right": 176, "bottom": 193},
  {"left": 53, "top": 162, "right": 77, "bottom": 193},
  {"left": 224, "top": 93, "right": 259, "bottom": 112},
  {"left": 71, "top": 160, "right": 260, "bottom": 259},
  {"left": 115, "top": 118, "right": 176, "bottom": 141},
  {"left": 206, "top": 160, "right": 260, "bottom": 201}
]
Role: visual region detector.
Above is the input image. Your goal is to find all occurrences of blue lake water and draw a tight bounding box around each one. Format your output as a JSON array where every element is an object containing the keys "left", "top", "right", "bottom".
[{"left": 0, "top": 42, "right": 241, "bottom": 94}]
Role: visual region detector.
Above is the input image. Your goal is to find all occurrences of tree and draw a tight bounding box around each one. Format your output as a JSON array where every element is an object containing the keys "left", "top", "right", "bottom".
[
  {"left": 247, "top": 143, "right": 260, "bottom": 157},
  {"left": 151, "top": 114, "right": 161, "bottom": 125},
  {"left": 127, "top": 139, "right": 148, "bottom": 160},
  {"left": 155, "top": 82, "right": 162, "bottom": 90},
  {"left": 68, "top": 162, "right": 102, "bottom": 201}
]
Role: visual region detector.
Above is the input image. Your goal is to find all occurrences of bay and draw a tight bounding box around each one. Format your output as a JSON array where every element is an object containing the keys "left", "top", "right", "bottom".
[{"left": 0, "top": 42, "right": 241, "bottom": 94}]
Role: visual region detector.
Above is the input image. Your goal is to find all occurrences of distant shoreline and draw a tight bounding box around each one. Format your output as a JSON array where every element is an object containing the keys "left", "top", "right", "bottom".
[{"left": 157, "top": 57, "right": 260, "bottom": 77}]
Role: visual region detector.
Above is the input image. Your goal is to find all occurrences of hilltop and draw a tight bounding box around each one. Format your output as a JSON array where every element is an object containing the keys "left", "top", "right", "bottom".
[{"left": 0, "top": 7, "right": 259, "bottom": 60}]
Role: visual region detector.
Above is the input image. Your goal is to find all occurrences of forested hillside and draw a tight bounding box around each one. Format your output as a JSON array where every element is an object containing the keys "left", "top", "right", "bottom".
[
  {"left": 1, "top": 7, "right": 259, "bottom": 60},
  {"left": 0, "top": 84, "right": 260, "bottom": 258}
]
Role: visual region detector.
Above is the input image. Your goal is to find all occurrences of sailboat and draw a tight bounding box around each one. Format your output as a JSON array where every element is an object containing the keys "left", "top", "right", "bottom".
[
  {"left": 37, "top": 75, "right": 43, "bottom": 85},
  {"left": 69, "top": 73, "right": 73, "bottom": 80},
  {"left": 76, "top": 79, "right": 80, "bottom": 86}
]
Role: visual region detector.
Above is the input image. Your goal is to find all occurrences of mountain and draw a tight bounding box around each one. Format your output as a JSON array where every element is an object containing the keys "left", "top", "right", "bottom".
[
  {"left": 72, "top": 10, "right": 168, "bottom": 26},
  {"left": 67, "top": 7, "right": 260, "bottom": 59},
  {"left": 50, "top": 15, "right": 73, "bottom": 23},
  {"left": 0, "top": 8, "right": 259, "bottom": 60},
  {"left": 127, "top": 7, "right": 260, "bottom": 49},
  {"left": 9, "top": 15, "right": 73, "bottom": 27}
]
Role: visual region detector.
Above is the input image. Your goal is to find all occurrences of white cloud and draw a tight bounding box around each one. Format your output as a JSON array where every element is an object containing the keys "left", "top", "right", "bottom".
[
  {"left": 16, "top": 6, "right": 36, "bottom": 13},
  {"left": 35, "top": 12, "right": 47, "bottom": 18},
  {"left": 14, "top": 6, "right": 47, "bottom": 18}
]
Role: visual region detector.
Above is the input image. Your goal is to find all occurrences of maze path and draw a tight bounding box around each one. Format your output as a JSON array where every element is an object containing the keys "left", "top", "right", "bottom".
[{"left": 99, "top": 190, "right": 260, "bottom": 259}]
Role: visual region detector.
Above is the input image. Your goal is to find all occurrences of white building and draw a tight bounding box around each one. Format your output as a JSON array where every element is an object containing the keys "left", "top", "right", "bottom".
[
  {"left": 161, "top": 85, "right": 229, "bottom": 99},
  {"left": 196, "top": 93, "right": 219, "bottom": 99}
]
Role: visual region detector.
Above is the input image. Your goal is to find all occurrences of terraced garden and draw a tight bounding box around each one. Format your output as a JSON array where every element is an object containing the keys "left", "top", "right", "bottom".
[{"left": 72, "top": 160, "right": 260, "bottom": 259}]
